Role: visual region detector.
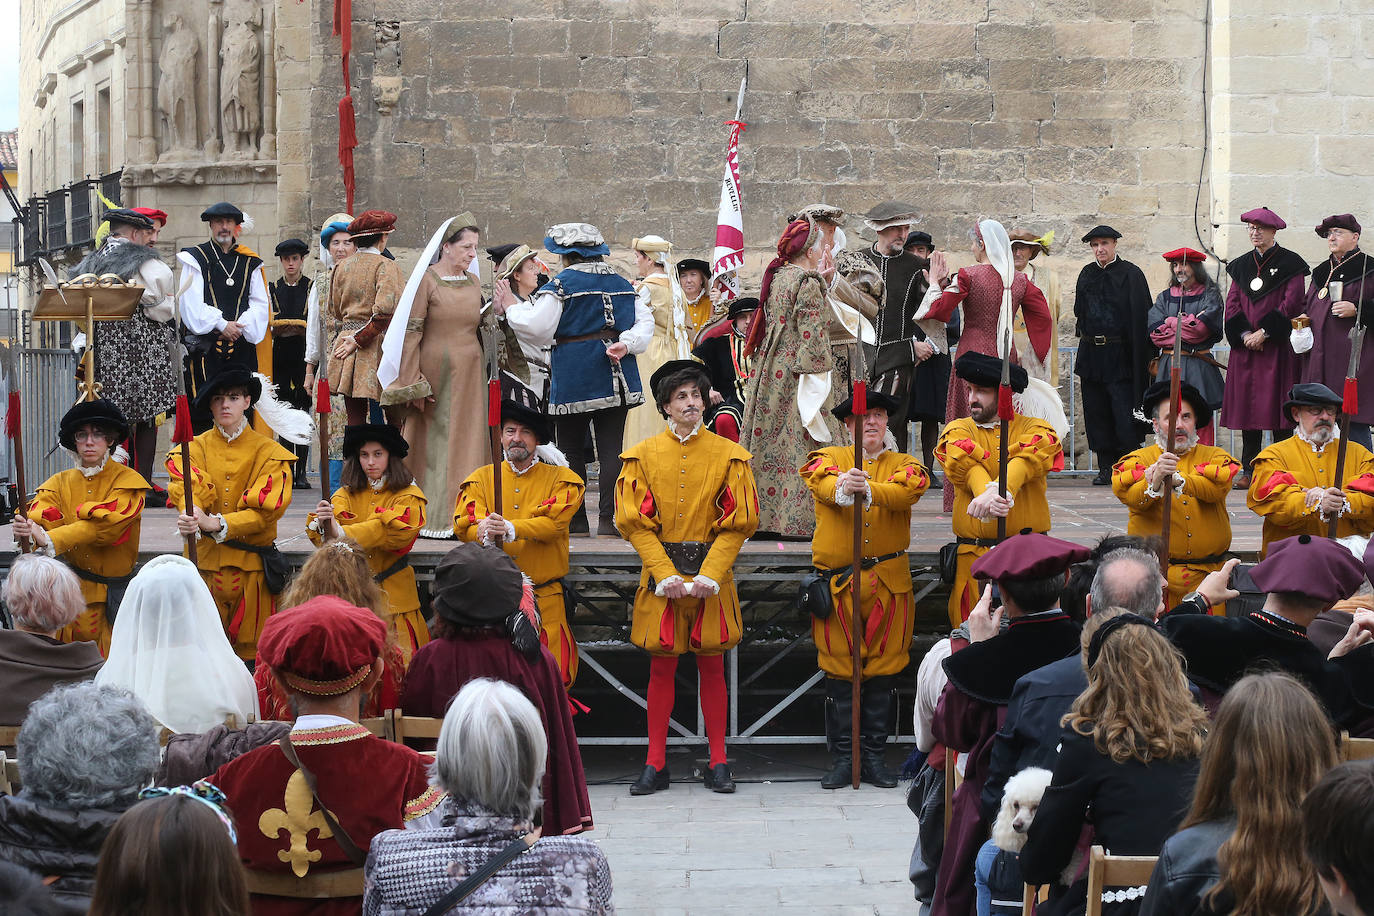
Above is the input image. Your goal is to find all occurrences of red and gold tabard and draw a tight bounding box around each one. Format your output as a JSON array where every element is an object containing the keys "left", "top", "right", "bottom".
[
  {"left": 455, "top": 459, "right": 586, "bottom": 687},
  {"left": 1113, "top": 442, "right": 1240, "bottom": 607},
  {"left": 936, "top": 415, "right": 1062, "bottom": 627},
  {"left": 615, "top": 426, "right": 758, "bottom": 657},
  {"left": 801, "top": 446, "right": 929, "bottom": 680},
  {"left": 211, "top": 720, "right": 445, "bottom": 916},
  {"left": 308, "top": 483, "right": 428, "bottom": 662},
  {"left": 166, "top": 423, "right": 295, "bottom": 659},
  {"left": 1247, "top": 433, "right": 1374, "bottom": 555},
  {"left": 28, "top": 460, "right": 149, "bottom": 654}
]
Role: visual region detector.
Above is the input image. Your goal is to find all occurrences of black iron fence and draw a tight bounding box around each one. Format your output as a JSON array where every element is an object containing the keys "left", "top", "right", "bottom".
[{"left": 16, "top": 171, "right": 121, "bottom": 267}]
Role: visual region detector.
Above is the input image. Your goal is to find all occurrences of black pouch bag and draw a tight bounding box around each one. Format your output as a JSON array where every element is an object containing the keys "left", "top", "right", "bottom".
[
  {"left": 225, "top": 539, "right": 292, "bottom": 594},
  {"left": 797, "top": 570, "right": 835, "bottom": 620},
  {"left": 938, "top": 542, "right": 959, "bottom": 585}
]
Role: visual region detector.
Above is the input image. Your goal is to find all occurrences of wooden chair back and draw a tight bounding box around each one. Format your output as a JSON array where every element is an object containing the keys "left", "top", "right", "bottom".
[
  {"left": 242, "top": 867, "right": 365, "bottom": 898},
  {"left": 1340, "top": 731, "right": 1374, "bottom": 762},
  {"left": 0, "top": 725, "right": 20, "bottom": 749},
  {"left": 943, "top": 747, "right": 956, "bottom": 833},
  {"left": 386, "top": 711, "right": 443, "bottom": 744},
  {"left": 1084, "top": 845, "right": 1157, "bottom": 916},
  {"left": 358, "top": 716, "right": 388, "bottom": 737},
  {"left": 1022, "top": 883, "right": 1050, "bottom": 915},
  {"left": 0, "top": 753, "right": 20, "bottom": 795}
]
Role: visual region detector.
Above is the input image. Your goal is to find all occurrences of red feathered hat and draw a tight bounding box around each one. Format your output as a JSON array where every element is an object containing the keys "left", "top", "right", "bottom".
[
  {"left": 258, "top": 596, "right": 387, "bottom": 696},
  {"left": 347, "top": 210, "right": 397, "bottom": 236}
]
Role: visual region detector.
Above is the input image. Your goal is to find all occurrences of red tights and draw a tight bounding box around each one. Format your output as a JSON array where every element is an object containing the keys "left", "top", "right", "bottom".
[{"left": 645, "top": 653, "right": 729, "bottom": 769}]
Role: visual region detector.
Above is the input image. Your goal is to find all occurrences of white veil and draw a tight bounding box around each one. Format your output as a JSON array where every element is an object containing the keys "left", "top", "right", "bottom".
[{"left": 96, "top": 555, "right": 259, "bottom": 734}]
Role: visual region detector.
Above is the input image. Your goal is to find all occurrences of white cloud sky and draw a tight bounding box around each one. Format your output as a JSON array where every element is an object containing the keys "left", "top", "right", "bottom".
[{"left": 0, "top": 0, "right": 17, "bottom": 130}]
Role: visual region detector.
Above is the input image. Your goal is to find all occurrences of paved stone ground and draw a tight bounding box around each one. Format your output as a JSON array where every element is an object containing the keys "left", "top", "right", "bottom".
[{"left": 584, "top": 754, "right": 918, "bottom": 915}]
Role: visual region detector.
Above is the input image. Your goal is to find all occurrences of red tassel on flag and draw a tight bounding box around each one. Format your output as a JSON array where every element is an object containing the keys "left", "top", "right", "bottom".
[
  {"left": 171, "top": 395, "right": 193, "bottom": 444},
  {"left": 853, "top": 380, "right": 866, "bottom": 415},
  {"left": 1344, "top": 377, "right": 1359, "bottom": 415},
  {"left": 488, "top": 379, "right": 501, "bottom": 426},
  {"left": 998, "top": 384, "right": 1014, "bottom": 420},
  {"left": 4, "top": 391, "right": 19, "bottom": 439}
]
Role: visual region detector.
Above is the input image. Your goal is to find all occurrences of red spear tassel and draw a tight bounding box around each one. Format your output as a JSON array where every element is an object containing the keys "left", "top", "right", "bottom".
[
  {"left": 998, "top": 383, "right": 1014, "bottom": 420},
  {"left": 315, "top": 378, "right": 332, "bottom": 414},
  {"left": 488, "top": 378, "right": 501, "bottom": 426},
  {"left": 1344, "top": 377, "right": 1359, "bottom": 415},
  {"left": 171, "top": 395, "right": 194, "bottom": 445},
  {"left": 4, "top": 391, "right": 19, "bottom": 439},
  {"left": 853, "top": 380, "right": 866, "bottom": 415}
]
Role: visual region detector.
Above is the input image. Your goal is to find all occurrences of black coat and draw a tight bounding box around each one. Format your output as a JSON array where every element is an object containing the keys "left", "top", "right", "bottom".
[
  {"left": 0, "top": 795, "right": 131, "bottom": 915},
  {"left": 1020, "top": 729, "right": 1200, "bottom": 916},
  {"left": 1074, "top": 257, "right": 1153, "bottom": 399}
]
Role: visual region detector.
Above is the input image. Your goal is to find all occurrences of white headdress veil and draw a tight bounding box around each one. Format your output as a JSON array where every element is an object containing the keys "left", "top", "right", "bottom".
[
  {"left": 95, "top": 555, "right": 259, "bottom": 734},
  {"left": 378, "top": 217, "right": 482, "bottom": 390}
]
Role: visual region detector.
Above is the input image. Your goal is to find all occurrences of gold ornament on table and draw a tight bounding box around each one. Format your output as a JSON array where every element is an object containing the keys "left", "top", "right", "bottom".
[{"left": 34, "top": 266, "right": 143, "bottom": 402}]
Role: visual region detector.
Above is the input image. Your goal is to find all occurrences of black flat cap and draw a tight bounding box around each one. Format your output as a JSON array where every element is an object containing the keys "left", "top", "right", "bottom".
[
  {"left": 274, "top": 238, "right": 310, "bottom": 258},
  {"left": 104, "top": 208, "right": 156, "bottom": 231},
  {"left": 342, "top": 423, "right": 409, "bottom": 460},
  {"left": 486, "top": 243, "right": 521, "bottom": 264},
  {"left": 193, "top": 367, "right": 261, "bottom": 413},
  {"left": 832, "top": 390, "right": 902, "bottom": 421},
  {"left": 59, "top": 399, "right": 129, "bottom": 451},
  {"left": 904, "top": 230, "right": 934, "bottom": 249},
  {"left": 1081, "top": 225, "right": 1122, "bottom": 243},
  {"left": 1141, "top": 381, "right": 1213, "bottom": 431},
  {"left": 727, "top": 296, "right": 760, "bottom": 320},
  {"left": 955, "top": 351, "right": 1028, "bottom": 393},
  {"left": 650, "top": 359, "right": 712, "bottom": 408},
  {"left": 201, "top": 202, "right": 245, "bottom": 223},
  {"left": 1283, "top": 382, "right": 1342, "bottom": 418}
]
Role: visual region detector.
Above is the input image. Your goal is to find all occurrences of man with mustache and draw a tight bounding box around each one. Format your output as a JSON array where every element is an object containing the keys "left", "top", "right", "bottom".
[
  {"left": 454, "top": 386, "right": 585, "bottom": 689},
  {"left": 615, "top": 360, "right": 758, "bottom": 796},
  {"left": 1248, "top": 383, "right": 1374, "bottom": 555},
  {"left": 1112, "top": 382, "right": 1241, "bottom": 606}
]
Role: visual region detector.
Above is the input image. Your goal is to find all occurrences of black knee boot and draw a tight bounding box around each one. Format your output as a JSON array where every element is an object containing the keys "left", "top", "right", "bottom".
[
  {"left": 859, "top": 678, "right": 899, "bottom": 788},
  {"left": 820, "top": 678, "right": 854, "bottom": 789}
]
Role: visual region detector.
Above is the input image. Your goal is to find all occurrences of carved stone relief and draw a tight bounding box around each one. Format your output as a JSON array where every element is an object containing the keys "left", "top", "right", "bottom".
[{"left": 156, "top": 11, "right": 199, "bottom": 160}]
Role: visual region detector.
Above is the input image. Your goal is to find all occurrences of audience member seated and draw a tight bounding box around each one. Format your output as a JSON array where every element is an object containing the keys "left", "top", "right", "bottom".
[
  {"left": 0, "top": 556, "right": 103, "bottom": 736},
  {"left": 1058, "top": 534, "right": 1152, "bottom": 623},
  {"left": 1020, "top": 615, "right": 1207, "bottom": 915},
  {"left": 254, "top": 542, "right": 405, "bottom": 720},
  {"left": 0, "top": 860, "right": 60, "bottom": 916},
  {"left": 88, "top": 783, "right": 249, "bottom": 916},
  {"left": 95, "top": 556, "right": 258, "bottom": 734},
  {"left": 401, "top": 542, "right": 593, "bottom": 836},
  {"left": 1311, "top": 535, "right": 1372, "bottom": 655},
  {"left": 1303, "top": 760, "right": 1374, "bottom": 916},
  {"left": 212, "top": 597, "right": 444, "bottom": 914},
  {"left": 365, "top": 678, "right": 613, "bottom": 914},
  {"left": 1142, "top": 672, "right": 1337, "bottom": 916},
  {"left": 0, "top": 683, "right": 160, "bottom": 914}
]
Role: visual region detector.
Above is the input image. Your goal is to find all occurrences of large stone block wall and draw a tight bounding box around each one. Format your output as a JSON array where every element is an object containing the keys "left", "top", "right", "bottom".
[{"left": 301, "top": 0, "right": 1215, "bottom": 293}]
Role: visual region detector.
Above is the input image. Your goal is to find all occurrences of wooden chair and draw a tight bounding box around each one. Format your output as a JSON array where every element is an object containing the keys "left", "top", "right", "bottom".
[
  {"left": 1084, "top": 845, "right": 1157, "bottom": 916},
  {"left": 386, "top": 710, "right": 443, "bottom": 744},
  {"left": 242, "top": 867, "right": 365, "bottom": 899},
  {"left": 0, "top": 753, "right": 20, "bottom": 795},
  {"left": 1340, "top": 731, "right": 1374, "bottom": 762},
  {"left": 358, "top": 716, "right": 388, "bottom": 737},
  {"left": 0, "top": 725, "right": 20, "bottom": 749},
  {"left": 1021, "top": 883, "right": 1050, "bottom": 915},
  {"left": 943, "top": 747, "right": 956, "bottom": 833}
]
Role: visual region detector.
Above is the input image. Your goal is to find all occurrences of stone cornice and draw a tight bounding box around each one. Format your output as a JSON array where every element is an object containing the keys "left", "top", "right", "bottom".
[{"left": 122, "top": 159, "right": 278, "bottom": 187}]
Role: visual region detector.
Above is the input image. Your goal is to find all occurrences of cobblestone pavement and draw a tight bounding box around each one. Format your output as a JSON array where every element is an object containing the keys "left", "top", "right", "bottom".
[{"left": 587, "top": 775, "right": 918, "bottom": 915}]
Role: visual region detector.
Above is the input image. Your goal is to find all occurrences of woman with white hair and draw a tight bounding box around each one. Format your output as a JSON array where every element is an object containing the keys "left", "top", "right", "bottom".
[
  {"left": 623, "top": 234, "right": 691, "bottom": 448},
  {"left": 0, "top": 682, "right": 160, "bottom": 913},
  {"left": 95, "top": 555, "right": 258, "bottom": 734},
  {"left": 0, "top": 555, "right": 104, "bottom": 730},
  {"left": 365, "top": 678, "right": 612, "bottom": 914}
]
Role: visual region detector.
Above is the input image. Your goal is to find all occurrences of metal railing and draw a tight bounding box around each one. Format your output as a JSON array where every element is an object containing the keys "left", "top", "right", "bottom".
[
  {"left": 16, "top": 171, "right": 121, "bottom": 266},
  {"left": 14, "top": 348, "right": 78, "bottom": 486}
]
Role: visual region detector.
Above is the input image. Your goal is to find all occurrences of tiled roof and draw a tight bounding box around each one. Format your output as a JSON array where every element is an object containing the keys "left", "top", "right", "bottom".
[{"left": 0, "top": 131, "right": 16, "bottom": 171}]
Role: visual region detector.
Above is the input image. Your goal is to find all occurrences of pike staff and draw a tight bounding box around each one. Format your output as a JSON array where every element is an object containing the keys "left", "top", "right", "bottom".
[
  {"left": 483, "top": 324, "right": 504, "bottom": 545},
  {"left": 1158, "top": 269, "right": 1187, "bottom": 571},
  {"left": 3, "top": 346, "right": 30, "bottom": 553},
  {"left": 171, "top": 275, "right": 198, "bottom": 564},
  {"left": 314, "top": 276, "right": 333, "bottom": 497},
  {"left": 1329, "top": 256, "right": 1369, "bottom": 537}
]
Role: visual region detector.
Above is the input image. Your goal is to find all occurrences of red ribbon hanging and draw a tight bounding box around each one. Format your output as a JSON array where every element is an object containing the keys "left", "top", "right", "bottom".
[
  {"left": 171, "top": 395, "right": 193, "bottom": 445},
  {"left": 4, "top": 391, "right": 19, "bottom": 439},
  {"left": 852, "top": 380, "right": 866, "bottom": 415},
  {"left": 334, "top": 0, "right": 356, "bottom": 213},
  {"left": 488, "top": 379, "right": 501, "bottom": 427},
  {"left": 998, "top": 384, "right": 1014, "bottom": 421},
  {"left": 1344, "top": 377, "right": 1360, "bottom": 415},
  {"left": 316, "top": 378, "right": 332, "bottom": 415}
]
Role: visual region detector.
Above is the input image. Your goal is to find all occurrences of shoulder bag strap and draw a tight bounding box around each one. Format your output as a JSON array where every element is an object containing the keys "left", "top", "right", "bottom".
[
  {"left": 421, "top": 834, "right": 538, "bottom": 916},
  {"left": 277, "top": 735, "right": 368, "bottom": 867}
]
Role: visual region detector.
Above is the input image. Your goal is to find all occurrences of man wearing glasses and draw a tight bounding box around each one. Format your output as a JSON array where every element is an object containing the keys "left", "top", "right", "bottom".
[{"left": 1247, "top": 383, "right": 1374, "bottom": 555}]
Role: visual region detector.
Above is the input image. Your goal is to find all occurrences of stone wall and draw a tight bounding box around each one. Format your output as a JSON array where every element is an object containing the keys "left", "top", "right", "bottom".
[{"left": 300, "top": 0, "right": 1226, "bottom": 297}]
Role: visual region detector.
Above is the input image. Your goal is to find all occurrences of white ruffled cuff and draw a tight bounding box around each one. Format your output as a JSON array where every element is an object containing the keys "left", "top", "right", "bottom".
[
  {"left": 481, "top": 520, "right": 518, "bottom": 545},
  {"left": 654, "top": 575, "right": 685, "bottom": 597},
  {"left": 1320, "top": 497, "right": 1352, "bottom": 523},
  {"left": 210, "top": 514, "right": 230, "bottom": 543},
  {"left": 832, "top": 480, "right": 872, "bottom": 508},
  {"left": 693, "top": 575, "right": 720, "bottom": 595}
]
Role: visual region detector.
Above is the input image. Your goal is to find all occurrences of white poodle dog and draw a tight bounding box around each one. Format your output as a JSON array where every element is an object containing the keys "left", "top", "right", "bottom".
[{"left": 992, "top": 766, "right": 1054, "bottom": 853}]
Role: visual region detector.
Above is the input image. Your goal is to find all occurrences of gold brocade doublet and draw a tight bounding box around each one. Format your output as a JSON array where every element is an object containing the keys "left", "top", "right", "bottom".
[{"left": 1247, "top": 434, "right": 1374, "bottom": 554}]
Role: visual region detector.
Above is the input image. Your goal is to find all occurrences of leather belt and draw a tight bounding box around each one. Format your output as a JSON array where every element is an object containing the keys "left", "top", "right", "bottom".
[
  {"left": 555, "top": 329, "right": 617, "bottom": 345},
  {"left": 1169, "top": 553, "right": 1227, "bottom": 566},
  {"left": 956, "top": 533, "right": 1047, "bottom": 548},
  {"left": 816, "top": 549, "right": 907, "bottom": 578},
  {"left": 1084, "top": 335, "right": 1121, "bottom": 346}
]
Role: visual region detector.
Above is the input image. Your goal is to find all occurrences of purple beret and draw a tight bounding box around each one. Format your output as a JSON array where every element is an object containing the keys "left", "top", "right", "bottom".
[
  {"left": 1251, "top": 534, "right": 1366, "bottom": 605},
  {"left": 971, "top": 531, "right": 1090, "bottom": 582},
  {"left": 1240, "top": 207, "right": 1286, "bottom": 231},
  {"left": 1316, "top": 214, "right": 1362, "bottom": 237}
]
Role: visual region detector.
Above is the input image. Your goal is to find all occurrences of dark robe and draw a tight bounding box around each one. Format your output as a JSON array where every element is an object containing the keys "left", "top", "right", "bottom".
[
  {"left": 858, "top": 248, "right": 946, "bottom": 425},
  {"left": 692, "top": 322, "right": 751, "bottom": 438},
  {"left": 1304, "top": 249, "right": 1374, "bottom": 424},
  {"left": 929, "top": 610, "right": 1082, "bottom": 916},
  {"left": 269, "top": 276, "right": 313, "bottom": 410},
  {"left": 1161, "top": 608, "right": 1374, "bottom": 730},
  {"left": 0, "top": 630, "right": 103, "bottom": 738},
  {"left": 400, "top": 632, "right": 594, "bottom": 836},
  {"left": 1221, "top": 244, "right": 1309, "bottom": 430},
  {"left": 1073, "top": 258, "right": 1152, "bottom": 395},
  {"left": 1147, "top": 284, "right": 1225, "bottom": 411}
]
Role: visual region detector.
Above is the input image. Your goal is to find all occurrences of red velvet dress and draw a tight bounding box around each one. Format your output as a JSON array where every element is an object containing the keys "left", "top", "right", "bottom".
[
  {"left": 211, "top": 721, "right": 444, "bottom": 916},
  {"left": 400, "top": 633, "right": 594, "bottom": 836}
]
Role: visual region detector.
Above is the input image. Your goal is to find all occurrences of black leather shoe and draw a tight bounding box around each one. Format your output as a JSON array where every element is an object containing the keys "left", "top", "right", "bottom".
[
  {"left": 569, "top": 514, "right": 590, "bottom": 535},
  {"left": 820, "top": 758, "right": 852, "bottom": 790},
  {"left": 629, "top": 764, "right": 670, "bottom": 795},
  {"left": 1091, "top": 469, "right": 1112, "bottom": 486},
  {"left": 860, "top": 756, "right": 899, "bottom": 788},
  {"left": 704, "top": 763, "right": 736, "bottom": 793}
]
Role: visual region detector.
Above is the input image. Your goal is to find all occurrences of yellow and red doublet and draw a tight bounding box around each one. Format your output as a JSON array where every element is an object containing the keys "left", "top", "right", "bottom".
[
  {"left": 455, "top": 459, "right": 586, "bottom": 687},
  {"left": 1247, "top": 434, "right": 1374, "bottom": 555},
  {"left": 28, "top": 461, "right": 149, "bottom": 654},
  {"left": 615, "top": 427, "right": 759, "bottom": 657},
  {"left": 211, "top": 721, "right": 445, "bottom": 916},
  {"left": 801, "top": 446, "right": 929, "bottom": 680},
  {"left": 166, "top": 424, "right": 295, "bottom": 659},
  {"left": 936, "top": 415, "right": 1062, "bottom": 627},
  {"left": 308, "top": 483, "right": 429, "bottom": 662},
  {"left": 1113, "top": 443, "right": 1240, "bottom": 607}
]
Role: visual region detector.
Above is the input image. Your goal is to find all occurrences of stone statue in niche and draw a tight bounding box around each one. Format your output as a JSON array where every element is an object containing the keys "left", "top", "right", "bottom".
[
  {"left": 157, "top": 12, "right": 200, "bottom": 159},
  {"left": 219, "top": 0, "right": 263, "bottom": 158}
]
